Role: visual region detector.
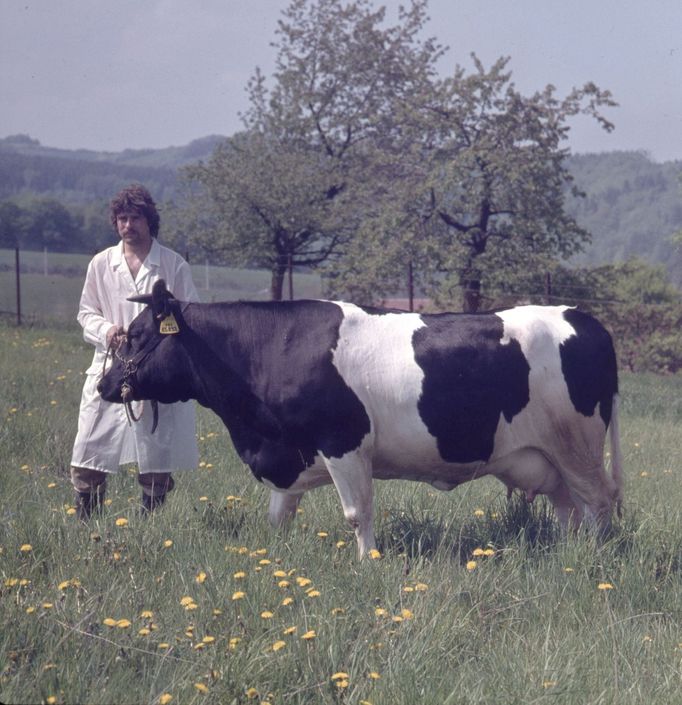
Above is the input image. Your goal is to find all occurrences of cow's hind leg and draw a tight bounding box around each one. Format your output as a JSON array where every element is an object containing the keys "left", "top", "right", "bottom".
[
  {"left": 268, "top": 489, "right": 304, "bottom": 527},
  {"left": 324, "top": 453, "right": 375, "bottom": 559}
]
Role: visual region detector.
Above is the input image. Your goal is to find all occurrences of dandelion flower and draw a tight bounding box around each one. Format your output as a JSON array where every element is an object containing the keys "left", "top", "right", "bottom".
[
  {"left": 163, "top": 540, "right": 173, "bottom": 548},
  {"left": 473, "top": 508, "right": 485, "bottom": 517},
  {"left": 369, "top": 549, "right": 382, "bottom": 560},
  {"left": 159, "top": 694, "right": 173, "bottom": 704},
  {"left": 19, "top": 544, "right": 33, "bottom": 552},
  {"left": 336, "top": 540, "right": 347, "bottom": 548},
  {"left": 281, "top": 597, "right": 294, "bottom": 606},
  {"left": 271, "top": 640, "right": 287, "bottom": 652},
  {"left": 331, "top": 607, "right": 345, "bottom": 615},
  {"left": 400, "top": 608, "right": 414, "bottom": 620},
  {"left": 307, "top": 590, "right": 321, "bottom": 598},
  {"left": 232, "top": 591, "right": 246, "bottom": 600},
  {"left": 229, "top": 637, "right": 241, "bottom": 650},
  {"left": 283, "top": 626, "right": 297, "bottom": 635},
  {"left": 233, "top": 571, "right": 246, "bottom": 579},
  {"left": 116, "top": 619, "right": 131, "bottom": 628},
  {"left": 374, "top": 608, "right": 388, "bottom": 617},
  {"left": 368, "top": 671, "right": 381, "bottom": 680},
  {"left": 115, "top": 518, "right": 128, "bottom": 527},
  {"left": 103, "top": 618, "right": 118, "bottom": 627},
  {"left": 140, "top": 610, "right": 153, "bottom": 619},
  {"left": 245, "top": 687, "right": 259, "bottom": 698},
  {"left": 58, "top": 580, "right": 71, "bottom": 590},
  {"left": 180, "top": 596, "right": 195, "bottom": 606},
  {"left": 202, "top": 636, "right": 215, "bottom": 644},
  {"left": 138, "top": 628, "right": 151, "bottom": 636},
  {"left": 472, "top": 547, "right": 485, "bottom": 556},
  {"left": 195, "top": 571, "right": 207, "bottom": 584},
  {"left": 317, "top": 532, "right": 328, "bottom": 538},
  {"left": 466, "top": 560, "right": 477, "bottom": 571},
  {"left": 598, "top": 582, "right": 614, "bottom": 591},
  {"left": 261, "top": 611, "right": 274, "bottom": 619},
  {"left": 296, "top": 577, "right": 312, "bottom": 587},
  {"left": 543, "top": 681, "right": 557, "bottom": 688},
  {"left": 194, "top": 683, "right": 209, "bottom": 693},
  {"left": 415, "top": 582, "right": 428, "bottom": 592},
  {"left": 278, "top": 580, "right": 291, "bottom": 588},
  {"left": 301, "top": 630, "right": 316, "bottom": 640},
  {"left": 158, "top": 643, "right": 170, "bottom": 650},
  {"left": 331, "top": 672, "right": 349, "bottom": 681}
]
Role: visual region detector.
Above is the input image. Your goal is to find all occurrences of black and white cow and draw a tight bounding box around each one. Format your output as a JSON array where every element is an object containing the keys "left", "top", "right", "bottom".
[{"left": 98, "top": 279, "right": 623, "bottom": 557}]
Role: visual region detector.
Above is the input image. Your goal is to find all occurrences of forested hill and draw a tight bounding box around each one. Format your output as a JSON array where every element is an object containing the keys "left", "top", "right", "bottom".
[
  {"left": 1, "top": 135, "right": 680, "bottom": 284},
  {"left": 0, "top": 134, "right": 226, "bottom": 203},
  {"left": 566, "top": 152, "right": 682, "bottom": 285}
]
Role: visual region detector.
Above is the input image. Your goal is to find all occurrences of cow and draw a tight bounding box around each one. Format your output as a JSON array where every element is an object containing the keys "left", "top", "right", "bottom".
[{"left": 98, "top": 279, "right": 623, "bottom": 558}]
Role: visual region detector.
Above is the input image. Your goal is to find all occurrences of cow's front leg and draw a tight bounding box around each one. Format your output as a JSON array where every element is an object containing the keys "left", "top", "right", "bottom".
[
  {"left": 324, "top": 453, "right": 375, "bottom": 559},
  {"left": 268, "top": 489, "right": 304, "bottom": 526}
]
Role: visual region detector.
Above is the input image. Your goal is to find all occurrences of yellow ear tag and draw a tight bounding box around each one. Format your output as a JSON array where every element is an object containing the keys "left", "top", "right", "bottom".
[{"left": 159, "top": 312, "right": 180, "bottom": 335}]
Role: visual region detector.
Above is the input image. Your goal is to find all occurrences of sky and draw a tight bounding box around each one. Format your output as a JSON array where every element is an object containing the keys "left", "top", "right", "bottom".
[{"left": 1, "top": 0, "right": 681, "bottom": 161}]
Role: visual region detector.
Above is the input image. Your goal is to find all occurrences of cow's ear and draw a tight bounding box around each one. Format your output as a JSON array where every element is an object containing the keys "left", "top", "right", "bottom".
[{"left": 151, "top": 279, "right": 173, "bottom": 320}]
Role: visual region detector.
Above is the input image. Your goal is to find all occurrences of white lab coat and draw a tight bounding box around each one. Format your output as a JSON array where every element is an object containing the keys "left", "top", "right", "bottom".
[{"left": 71, "top": 239, "right": 200, "bottom": 474}]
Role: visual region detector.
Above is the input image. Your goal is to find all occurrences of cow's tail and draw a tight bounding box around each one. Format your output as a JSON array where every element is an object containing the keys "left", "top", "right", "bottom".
[{"left": 609, "top": 394, "right": 624, "bottom": 518}]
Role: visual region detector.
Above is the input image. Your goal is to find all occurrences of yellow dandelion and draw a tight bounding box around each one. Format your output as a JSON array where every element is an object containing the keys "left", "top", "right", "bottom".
[
  {"left": 331, "top": 607, "right": 345, "bottom": 615},
  {"left": 401, "top": 608, "right": 414, "bottom": 620},
  {"left": 317, "top": 531, "right": 328, "bottom": 538},
  {"left": 360, "top": 702, "right": 373, "bottom": 705},
  {"left": 368, "top": 671, "right": 381, "bottom": 680},
  {"left": 564, "top": 567, "right": 574, "bottom": 573},
  {"left": 233, "top": 571, "right": 247, "bottom": 579},
  {"left": 296, "top": 576, "right": 312, "bottom": 587},
  {"left": 271, "top": 640, "right": 287, "bottom": 652},
  {"left": 213, "top": 608, "right": 223, "bottom": 616},
  {"left": 46, "top": 697, "right": 57, "bottom": 705},
  {"left": 115, "top": 518, "right": 129, "bottom": 527},
  {"left": 598, "top": 582, "right": 614, "bottom": 591},
  {"left": 195, "top": 571, "right": 207, "bottom": 584},
  {"left": 278, "top": 580, "right": 291, "bottom": 588},
  {"left": 202, "top": 636, "right": 215, "bottom": 644},
  {"left": 140, "top": 610, "right": 153, "bottom": 619},
  {"left": 245, "top": 687, "right": 259, "bottom": 698},
  {"left": 335, "top": 680, "right": 349, "bottom": 689},
  {"left": 273, "top": 569, "right": 287, "bottom": 578},
  {"left": 58, "top": 580, "right": 71, "bottom": 590},
  {"left": 180, "top": 596, "right": 195, "bottom": 606},
  {"left": 415, "top": 582, "right": 428, "bottom": 591},
  {"left": 472, "top": 547, "right": 485, "bottom": 556},
  {"left": 232, "top": 591, "right": 246, "bottom": 600},
  {"left": 42, "top": 602, "right": 54, "bottom": 609},
  {"left": 307, "top": 589, "right": 321, "bottom": 598},
  {"left": 185, "top": 602, "right": 198, "bottom": 611},
  {"left": 138, "top": 628, "right": 151, "bottom": 636},
  {"left": 194, "top": 683, "right": 209, "bottom": 693},
  {"left": 116, "top": 619, "right": 131, "bottom": 629},
  {"left": 466, "top": 560, "right": 477, "bottom": 571},
  {"left": 369, "top": 549, "right": 382, "bottom": 560},
  {"left": 158, "top": 643, "right": 170, "bottom": 650},
  {"left": 19, "top": 544, "right": 33, "bottom": 552},
  {"left": 374, "top": 607, "right": 388, "bottom": 617},
  {"left": 336, "top": 540, "right": 347, "bottom": 548},
  {"left": 229, "top": 637, "right": 241, "bottom": 650},
  {"left": 261, "top": 611, "right": 274, "bottom": 619},
  {"left": 159, "top": 694, "right": 173, "bottom": 704},
  {"left": 26, "top": 606, "right": 36, "bottom": 614},
  {"left": 331, "top": 672, "right": 349, "bottom": 681},
  {"left": 259, "top": 558, "right": 271, "bottom": 565},
  {"left": 47, "top": 482, "right": 57, "bottom": 488},
  {"left": 5, "top": 578, "right": 18, "bottom": 586},
  {"left": 281, "top": 597, "right": 294, "bottom": 606},
  {"left": 301, "top": 630, "right": 316, "bottom": 640},
  {"left": 403, "top": 586, "right": 414, "bottom": 593},
  {"left": 283, "top": 626, "right": 297, "bottom": 635},
  {"left": 103, "top": 618, "right": 118, "bottom": 627},
  {"left": 163, "top": 540, "right": 173, "bottom": 548}
]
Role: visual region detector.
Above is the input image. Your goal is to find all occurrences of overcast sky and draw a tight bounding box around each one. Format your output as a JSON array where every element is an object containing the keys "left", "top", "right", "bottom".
[{"left": 1, "top": 0, "right": 681, "bottom": 161}]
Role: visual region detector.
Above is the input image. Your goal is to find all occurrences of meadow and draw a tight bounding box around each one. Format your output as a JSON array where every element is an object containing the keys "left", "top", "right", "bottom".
[{"left": 1, "top": 319, "right": 681, "bottom": 705}]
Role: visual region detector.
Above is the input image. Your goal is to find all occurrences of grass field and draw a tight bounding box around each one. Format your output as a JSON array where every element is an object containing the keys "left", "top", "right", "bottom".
[{"left": 1, "top": 320, "right": 681, "bottom": 705}]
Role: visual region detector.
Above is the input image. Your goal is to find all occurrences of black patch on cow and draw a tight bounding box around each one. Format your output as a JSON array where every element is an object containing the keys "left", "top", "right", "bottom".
[
  {"left": 188, "top": 300, "right": 371, "bottom": 489},
  {"left": 412, "top": 314, "right": 530, "bottom": 463},
  {"left": 559, "top": 308, "right": 618, "bottom": 427}
]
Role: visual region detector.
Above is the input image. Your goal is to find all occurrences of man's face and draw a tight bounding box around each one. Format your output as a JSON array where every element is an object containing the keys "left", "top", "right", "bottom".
[{"left": 116, "top": 210, "right": 152, "bottom": 248}]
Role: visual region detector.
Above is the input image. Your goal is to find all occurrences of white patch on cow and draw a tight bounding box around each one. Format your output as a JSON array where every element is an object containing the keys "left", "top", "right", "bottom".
[
  {"left": 492, "top": 305, "right": 610, "bottom": 523},
  {"left": 330, "top": 303, "right": 446, "bottom": 473}
]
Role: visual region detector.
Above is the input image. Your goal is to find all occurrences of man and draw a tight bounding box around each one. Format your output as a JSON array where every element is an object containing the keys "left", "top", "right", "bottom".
[{"left": 70, "top": 184, "right": 199, "bottom": 519}]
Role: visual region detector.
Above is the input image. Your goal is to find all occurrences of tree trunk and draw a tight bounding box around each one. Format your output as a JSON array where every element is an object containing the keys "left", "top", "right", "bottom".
[
  {"left": 270, "top": 263, "right": 287, "bottom": 301},
  {"left": 461, "top": 277, "right": 481, "bottom": 313}
]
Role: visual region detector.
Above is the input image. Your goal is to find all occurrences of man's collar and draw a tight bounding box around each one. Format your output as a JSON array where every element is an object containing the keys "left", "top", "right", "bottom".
[{"left": 111, "top": 239, "right": 160, "bottom": 269}]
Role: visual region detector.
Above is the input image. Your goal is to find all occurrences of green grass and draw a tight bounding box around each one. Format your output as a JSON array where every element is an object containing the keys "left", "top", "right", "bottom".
[{"left": 1, "top": 321, "right": 681, "bottom": 705}]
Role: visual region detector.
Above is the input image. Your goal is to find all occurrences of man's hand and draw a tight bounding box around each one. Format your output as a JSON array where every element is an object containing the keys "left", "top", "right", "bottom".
[{"left": 106, "top": 325, "right": 126, "bottom": 350}]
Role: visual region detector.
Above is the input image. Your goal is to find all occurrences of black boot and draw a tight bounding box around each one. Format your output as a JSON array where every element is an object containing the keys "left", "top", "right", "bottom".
[
  {"left": 141, "top": 477, "right": 174, "bottom": 514},
  {"left": 76, "top": 485, "right": 105, "bottom": 521}
]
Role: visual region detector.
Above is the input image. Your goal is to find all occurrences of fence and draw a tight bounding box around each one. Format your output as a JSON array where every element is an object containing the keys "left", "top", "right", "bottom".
[{"left": 0, "top": 248, "right": 323, "bottom": 325}]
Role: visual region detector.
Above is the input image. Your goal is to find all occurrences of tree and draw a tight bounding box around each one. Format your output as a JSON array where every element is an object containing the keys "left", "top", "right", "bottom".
[
  {"left": 185, "top": 0, "right": 444, "bottom": 299},
  {"left": 426, "top": 57, "right": 616, "bottom": 311}
]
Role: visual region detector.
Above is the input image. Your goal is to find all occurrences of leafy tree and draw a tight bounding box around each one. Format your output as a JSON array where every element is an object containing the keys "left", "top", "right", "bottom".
[
  {"left": 0, "top": 200, "right": 23, "bottom": 248},
  {"left": 185, "top": 0, "right": 444, "bottom": 300}
]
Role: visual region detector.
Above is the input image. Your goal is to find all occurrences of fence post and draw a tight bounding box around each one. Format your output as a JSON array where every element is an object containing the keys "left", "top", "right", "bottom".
[
  {"left": 15, "top": 246, "right": 21, "bottom": 326},
  {"left": 288, "top": 253, "right": 294, "bottom": 300}
]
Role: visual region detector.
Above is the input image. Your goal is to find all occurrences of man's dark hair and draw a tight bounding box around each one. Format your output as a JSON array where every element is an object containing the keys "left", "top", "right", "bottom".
[{"left": 110, "top": 184, "right": 160, "bottom": 238}]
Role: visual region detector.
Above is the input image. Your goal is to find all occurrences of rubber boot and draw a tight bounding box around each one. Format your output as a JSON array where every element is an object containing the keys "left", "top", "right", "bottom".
[
  {"left": 76, "top": 485, "right": 105, "bottom": 521},
  {"left": 141, "top": 476, "right": 174, "bottom": 514}
]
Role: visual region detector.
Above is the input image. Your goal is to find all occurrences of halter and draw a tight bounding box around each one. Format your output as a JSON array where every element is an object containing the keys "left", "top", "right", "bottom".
[{"left": 102, "top": 331, "right": 166, "bottom": 433}]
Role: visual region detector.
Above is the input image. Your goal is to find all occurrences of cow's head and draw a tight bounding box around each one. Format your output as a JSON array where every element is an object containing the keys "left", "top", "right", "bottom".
[{"left": 98, "top": 279, "right": 196, "bottom": 406}]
